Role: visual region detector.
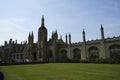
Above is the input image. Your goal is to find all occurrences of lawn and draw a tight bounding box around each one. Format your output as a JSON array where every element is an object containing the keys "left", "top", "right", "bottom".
[{"left": 0, "top": 63, "right": 120, "bottom": 80}]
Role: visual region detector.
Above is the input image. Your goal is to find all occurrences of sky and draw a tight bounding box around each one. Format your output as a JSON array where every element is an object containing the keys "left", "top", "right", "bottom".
[{"left": 0, "top": 0, "right": 120, "bottom": 45}]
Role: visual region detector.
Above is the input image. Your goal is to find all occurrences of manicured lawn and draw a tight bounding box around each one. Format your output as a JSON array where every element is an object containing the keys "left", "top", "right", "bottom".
[{"left": 0, "top": 63, "right": 120, "bottom": 80}]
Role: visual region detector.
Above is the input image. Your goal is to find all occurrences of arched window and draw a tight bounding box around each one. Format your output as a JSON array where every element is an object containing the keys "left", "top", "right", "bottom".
[
  {"left": 73, "top": 48, "right": 81, "bottom": 61},
  {"left": 89, "top": 46, "right": 99, "bottom": 61},
  {"left": 109, "top": 44, "right": 120, "bottom": 61}
]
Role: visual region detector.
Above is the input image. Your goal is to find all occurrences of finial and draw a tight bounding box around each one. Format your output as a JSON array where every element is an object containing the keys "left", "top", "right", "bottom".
[
  {"left": 41, "top": 15, "right": 45, "bottom": 26},
  {"left": 66, "top": 33, "right": 67, "bottom": 36},
  {"left": 101, "top": 24, "right": 103, "bottom": 28},
  {"left": 32, "top": 31, "right": 33, "bottom": 35},
  {"left": 31, "top": 31, "right": 34, "bottom": 38},
  {"left": 83, "top": 28, "right": 84, "bottom": 31},
  {"left": 69, "top": 32, "right": 70, "bottom": 34},
  {"left": 69, "top": 32, "right": 71, "bottom": 36},
  {"left": 101, "top": 24, "right": 104, "bottom": 30},
  {"left": 83, "top": 28, "right": 85, "bottom": 33},
  {"left": 42, "top": 15, "right": 44, "bottom": 19},
  {"left": 55, "top": 29, "right": 57, "bottom": 33},
  {"left": 29, "top": 32, "right": 30, "bottom": 36}
]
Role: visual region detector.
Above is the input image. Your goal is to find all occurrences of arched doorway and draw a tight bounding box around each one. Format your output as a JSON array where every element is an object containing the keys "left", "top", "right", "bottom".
[
  {"left": 59, "top": 49, "right": 67, "bottom": 61},
  {"left": 48, "top": 50, "right": 54, "bottom": 62},
  {"left": 109, "top": 44, "right": 120, "bottom": 61},
  {"left": 32, "top": 52, "right": 37, "bottom": 61},
  {"left": 73, "top": 48, "right": 81, "bottom": 61},
  {"left": 89, "top": 46, "right": 99, "bottom": 62}
]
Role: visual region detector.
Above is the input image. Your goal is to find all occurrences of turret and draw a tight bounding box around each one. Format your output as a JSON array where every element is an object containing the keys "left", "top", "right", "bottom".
[
  {"left": 82, "top": 29, "right": 87, "bottom": 61},
  {"left": 100, "top": 24, "right": 107, "bottom": 59},
  {"left": 38, "top": 15, "right": 48, "bottom": 61},
  {"left": 38, "top": 15, "right": 47, "bottom": 43},
  {"left": 9, "top": 38, "right": 12, "bottom": 44},
  {"left": 15, "top": 40, "right": 17, "bottom": 44},
  {"left": 28, "top": 31, "right": 34, "bottom": 44},
  {"left": 52, "top": 30, "right": 58, "bottom": 41},
  {"left": 4, "top": 41, "right": 7, "bottom": 46}
]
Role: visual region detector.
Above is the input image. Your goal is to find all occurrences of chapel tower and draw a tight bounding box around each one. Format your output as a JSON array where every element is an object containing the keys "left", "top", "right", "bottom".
[{"left": 37, "top": 16, "right": 48, "bottom": 61}]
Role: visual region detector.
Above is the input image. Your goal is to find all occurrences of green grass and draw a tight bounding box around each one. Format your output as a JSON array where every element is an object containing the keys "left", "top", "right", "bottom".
[{"left": 0, "top": 63, "right": 120, "bottom": 80}]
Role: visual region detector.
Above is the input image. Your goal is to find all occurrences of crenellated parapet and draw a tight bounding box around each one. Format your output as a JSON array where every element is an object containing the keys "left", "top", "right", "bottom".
[
  {"left": 105, "top": 36, "right": 120, "bottom": 42},
  {"left": 71, "top": 42, "right": 82, "bottom": 47},
  {"left": 86, "top": 39, "right": 101, "bottom": 45}
]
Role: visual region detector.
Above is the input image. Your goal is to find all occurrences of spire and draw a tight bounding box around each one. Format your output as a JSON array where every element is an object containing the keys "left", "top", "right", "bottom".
[
  {"left": 41, "top": 15, "right": 45, "bottom": 27},
  {"left": 65, "top": 33, "right": 68, "bottom": 44},
  {"left": 28, "top": 32, "right": 31, "bottom": 44},
  {"left": 31, "top": 31, "right": 34, "bottom": 43},
  {"left": 29, "top": 32, "right": 30, "bottom": 37},
  {"left": 31, "top": 31, "right": 34, "bottom": 37},
  {"left": 101, "top": 24, "right": 103, "bottom": 31},
  {"left": 100, "top": 24, "right": 105, "bottom": 40},
  {"left": 28, "top": 32, "right": 31, "bottom": 41},
  {"left": 69, "top": 33, "right": 71, "bottom": 44},
  {"left": 69, "top": 32, "right": 71, "bottom": 37},
  {"left": 39, "top": 15, "right": 47, "bottom": 31},
  {"left": 82, "top": 29, "right": 86, "bottom": 42},
  {"left": 83, "top": 29, "right": 85, "bottom": 34},
  {"left": 56, "top": 29, "right": 57, "bottom": 33}
]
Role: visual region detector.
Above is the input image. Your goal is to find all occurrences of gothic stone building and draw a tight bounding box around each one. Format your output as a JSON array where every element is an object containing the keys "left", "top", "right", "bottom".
[{"left": 0, "top": 16, "right": 120, "bottom": 63}]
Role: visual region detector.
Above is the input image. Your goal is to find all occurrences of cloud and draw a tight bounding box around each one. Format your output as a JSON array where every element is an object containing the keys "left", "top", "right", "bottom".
[
  {"left": 0, "top": 19, "right": 28, "bottom": 45},
  {"left": 12, "top": 18, "right": 25, "bottom": 23},
  {"left": 0, "top": 0, "right": 120, "bottom": 44}
]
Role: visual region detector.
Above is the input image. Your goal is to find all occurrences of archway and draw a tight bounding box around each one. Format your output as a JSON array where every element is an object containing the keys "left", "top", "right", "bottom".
[
  {"left": 89, "top": 46, "right": 99, "bottom": 62},
  {"left": 109, "top": 44, "right": 120, "bottom": 61},
  {"left": 32, "top": 52, "right": 37, "bottom": 61},
  {"left": 59, "top": 49, "right": 67, "bottom": 61},
  {"left": 48, "top": 50, "right": 54, "bottom": 62},
  {"left": 73, "top": 48, "right": 81, "bottom": 61}
]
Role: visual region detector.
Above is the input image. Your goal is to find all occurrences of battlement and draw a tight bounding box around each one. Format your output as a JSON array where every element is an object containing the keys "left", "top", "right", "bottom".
[
  {"left": 71, "top": 42, "right": 82, "bottom": 46},
  {"left": 86, "top": 39, "right": 101, "bottom": 45},
  {"left": 105, "top": 36, "right": 120, "bottom": 41},
  {"left": 3, "top": 38, "right": 27, "bottom": 46}
]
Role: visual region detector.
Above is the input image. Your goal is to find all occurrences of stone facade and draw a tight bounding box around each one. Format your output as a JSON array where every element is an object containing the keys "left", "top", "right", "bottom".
[{"left": 0, "top": 16, "right": 120, "bottom": 63}]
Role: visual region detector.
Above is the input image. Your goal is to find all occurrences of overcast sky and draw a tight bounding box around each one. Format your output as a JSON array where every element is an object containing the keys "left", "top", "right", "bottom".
[{"left": 0, "top": 0, "right": 120, "bottom": 45}]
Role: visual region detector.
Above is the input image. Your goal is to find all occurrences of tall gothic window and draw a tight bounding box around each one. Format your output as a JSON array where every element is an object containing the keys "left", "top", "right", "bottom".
[
  {"left": 89, "top": 46, "right": 99, "bottom": 61},
  {"left": 109, "top": 44, "right": 120, "bottom": 61},
  {"left": 73, "top": 48, "right": 81, "bottom": 61}
]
